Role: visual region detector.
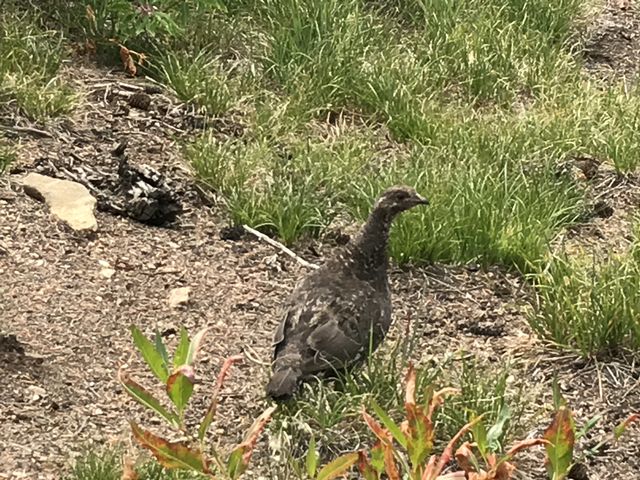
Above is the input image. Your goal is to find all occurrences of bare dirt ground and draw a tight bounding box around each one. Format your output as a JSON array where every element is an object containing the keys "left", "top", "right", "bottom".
[{"left": 2, "top": 3, "right": 640, "bottom": 478}]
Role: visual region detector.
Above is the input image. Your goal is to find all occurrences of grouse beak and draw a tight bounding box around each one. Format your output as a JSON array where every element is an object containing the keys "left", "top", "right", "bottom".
[{"left": 413, "top": 193, "right": 429, "bottom": 206}]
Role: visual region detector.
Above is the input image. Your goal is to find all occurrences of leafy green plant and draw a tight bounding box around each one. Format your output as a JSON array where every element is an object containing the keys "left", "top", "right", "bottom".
[
  {"left": 542, "top": 379, "right": 640, "bottom": 479},
  {"left": 357, "top": 363, "right": 483, "bottom": 479},
  {"left": 119, "top": 325, "right": 274, "bottom": 479},
  {"left": 454, "top": 415, "right": 548, "bottom": 480},
  {"left": 82, "top": 0, "right": 226, "bottom": 46},
  {"left": 300, "top": 437, "right": 359, "bottom": 480}
]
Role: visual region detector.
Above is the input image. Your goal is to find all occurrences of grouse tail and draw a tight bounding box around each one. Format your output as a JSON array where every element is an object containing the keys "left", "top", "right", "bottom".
[{"left": 266, "top": 366, "right": 301, "bottom": 400}]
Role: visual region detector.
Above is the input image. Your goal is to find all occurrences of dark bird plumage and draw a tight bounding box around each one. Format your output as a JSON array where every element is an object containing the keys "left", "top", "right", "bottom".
[{"left": 266, "top": 185, "right": 429, "bottom": 399}]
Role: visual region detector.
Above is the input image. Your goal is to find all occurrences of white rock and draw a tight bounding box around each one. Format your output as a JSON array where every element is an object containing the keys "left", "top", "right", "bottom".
[
  {"left": 100, "top": 268, "right": 116, "bottom": 279},
  {"left": 22, "top": 173, "right": 97, "bottom": 232},
  {"left": 168, "top": 286, "right": 191, "bottom": 308}
]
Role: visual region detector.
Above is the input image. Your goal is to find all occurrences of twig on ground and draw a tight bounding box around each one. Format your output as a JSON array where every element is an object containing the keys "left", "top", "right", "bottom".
[
  {"left": 243, "top": 344, "right": 270, "bottom": 367},
  {"left": 242, "top": 224, "right": 319, "bottom": 270},
  {"left": 0, "top": 125, "right": 53, "bottom": 138}
]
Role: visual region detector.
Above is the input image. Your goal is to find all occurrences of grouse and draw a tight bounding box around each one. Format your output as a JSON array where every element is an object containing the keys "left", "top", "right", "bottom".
[{"left": 266, "top": 185, "right": 429, "bottom": 399}]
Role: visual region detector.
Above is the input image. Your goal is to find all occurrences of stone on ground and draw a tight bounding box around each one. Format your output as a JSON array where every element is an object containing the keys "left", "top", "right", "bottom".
[
  {"left": 168, "top": 286, "right": 191, "bottom": 308},
  {"left": 21, "top": 173, "right": 98, "bottom": 232}
]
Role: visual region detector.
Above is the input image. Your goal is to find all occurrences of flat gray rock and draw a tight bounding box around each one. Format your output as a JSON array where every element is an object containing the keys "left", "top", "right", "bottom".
[{"left": 22, "top": 173, "right": 98, "bottom": 232}]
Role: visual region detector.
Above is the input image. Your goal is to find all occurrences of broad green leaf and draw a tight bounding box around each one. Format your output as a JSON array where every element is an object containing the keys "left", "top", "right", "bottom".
[
  {"left": 486, "top": 406, "right": 511, "bottom": 450},
  {"left": 469, "top": 415, "right": 488, "bottom": 458},
  {"left": 306, "top": 436, "right": 318, "bottom": 478},
  {"left": 227, "top": 448, "right": 245, "bottom": 480},
  {"left": 186, "top": 327, "right": 209, "bottom": 366},
  {"left": 543, "top": 406, "right": 575, "bottom": 480},
  {"left": 551, "top": 376, "right": 567, "bottom": 410},
  {"left": 118, "top": 369, "right": 179, "bottom": 427},
  {"left": 154, "top": 332, "right": 170, "bottom": 373},
  {"left": 316, "top": 453, "right": 358, "bottom": 480},
  {"left": 130, "top": 421, "right": 208, "bottom": 472},
  {"left": 173, "top": 327, "right": 190, "bottom": 368},
  {"left": 370, "top": 399, "right": 407, "bottom": 449},
  {"left": 369, "top": 442, "right": 385, "bottom": 473},
  {"left": 131, "top": 325, "right": 169, "bottom": 382},
  {"left": 166, "top": 365, "right": 195, "bottom": 415}
]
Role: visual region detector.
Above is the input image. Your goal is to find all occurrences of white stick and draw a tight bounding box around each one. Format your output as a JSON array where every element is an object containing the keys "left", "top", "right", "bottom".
[{"left": 242, "top": 224, "right": 319, "bottom": 270}]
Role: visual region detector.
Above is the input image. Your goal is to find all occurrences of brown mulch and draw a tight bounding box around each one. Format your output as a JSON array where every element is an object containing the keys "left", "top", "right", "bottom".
[
  {"left": 1, "top": 17, "right": 640, "bottom": 478},
  {"left": 583, "top": 0, "right": 640, "bottom": 80}
]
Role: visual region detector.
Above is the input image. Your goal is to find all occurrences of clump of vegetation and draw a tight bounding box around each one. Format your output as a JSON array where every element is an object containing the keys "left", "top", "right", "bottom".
[
  {"left": 342, "top": 365, "right": 638, "bottom": 479},
  {"left": 64, "top": 449, "right": 207, "bottom": 480},
  {"left": 530, "top": 226, "right": 640, "bottom": 356},
  {"left": 119, "top": 325, "right": 275, "bottom": 479},
  {"left": 270, "top": 333, "right": 522, "bottom": 477},
  {"left": 120, "top": 325, "right": 359, "bottom": 480},
  {"left": 0, "top": 137, "right": 16, "bottom": 173},
  {"left": 0, "top": 11, "right": 75, "bottom": 120}
]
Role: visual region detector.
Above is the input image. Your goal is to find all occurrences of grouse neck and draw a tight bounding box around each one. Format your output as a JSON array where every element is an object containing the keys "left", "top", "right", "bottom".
[{"left": 348, "top": 207, "right": 393, "bottom": 276}]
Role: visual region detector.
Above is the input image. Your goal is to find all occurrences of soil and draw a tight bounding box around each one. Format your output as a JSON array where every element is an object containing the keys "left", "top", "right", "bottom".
[
  {"left": 583, "top": 0, "right": 640, "bottom": 80},
  {"left": 1, "top": 2, "right": 640, "bottom": 478}
]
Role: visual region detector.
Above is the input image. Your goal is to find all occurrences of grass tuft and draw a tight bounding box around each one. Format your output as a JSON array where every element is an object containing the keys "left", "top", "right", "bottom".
[
  {"left": 0, "top": 11, "right": 75, "bottom": 120},
  {"left": 530, "top": 235, "right": 640, "bottom": 357},
  {"left": 64, "top": 448, "right": 207, "bottom": 480}
]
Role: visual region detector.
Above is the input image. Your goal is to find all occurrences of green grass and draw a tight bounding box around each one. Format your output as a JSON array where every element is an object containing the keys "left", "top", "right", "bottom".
[
  {"left": 268, "top": 322, "right": 524, "bottom": 473},
  {"left": 530, "top": 233, "right": 640, "bottom": 357},
  {"left": 0, "top": 11, "right": 75, "bottom": 120},
  {"left": 43, "top": 1, "right": 640, "bottom": 268},
  {"left": 0, "top": 136, "right": 16, "bottom": 173},
  {"left": 64, "top": 449, "right": 207, "bottom": 480}
]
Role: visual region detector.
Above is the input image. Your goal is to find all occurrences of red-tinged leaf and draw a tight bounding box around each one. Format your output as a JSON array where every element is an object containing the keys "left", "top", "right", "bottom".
[
  {"left": 316, "top": 453, "right": 359, "bottom": 480},
  {"left": 120, "top": 46, "right": 137, "bottom": 76},
  {"left": 371, "top": 399, "right": 407, "bottom": 448},
  {"left": 129, "top": 421, "right": 208, "bottom": 472},
  {"left": 382, "top": 442, "right": 400, "bottom": 480},
  {"left": 227, "top": 405, "right": 276, "bottom": 479},
  {"left": 198, "top": 355, "right": 243, "bottom": 441},
  {"left": 118, "top": 368, "right": 179, "bottom": 427},
  {"left": 454, "top": 442, "right": 478, "bottom": 473},
  {"left": 362, "top": 410, "right": 399, "bottom": 480},
  {"left": 427, "top": 388, "right": 460, "bottom": 423},
  {"left": 166, "top": 365, "right": 195, "bottom": 415},
  {"left": 423, "top": 415, "right": 484, "bottom": 480},
  {"left": 130, "top": 325, "right": 169, "bottom": 382},
  {"left": 362, "top": 409, "right": 393, "bottom": 445},
  {"left": 505, "top": 438, "right": 549, "bottom": 457},
  {"left": 543, "top": 406, "right": 575, "bottom": 480},
  {"left": 492, "top": 460, "right": 516, "bottom": 480},
  {"left": 186, "top": 327, "right": 209, "bottom": 366},
  {"left": 614, "top": 413, "right": 640, "bottom": 441},
  {"left": 435, "top": 473, "right": 467, "bottom": 480},
  {"left": 358, "top": 451, "right": 380, "bottom": 480},
  {"left": 405, "top": 362, "right": 417, "bottom": 407}
]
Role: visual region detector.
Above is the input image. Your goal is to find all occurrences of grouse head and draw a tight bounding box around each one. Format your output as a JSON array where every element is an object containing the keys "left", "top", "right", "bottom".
[{"left": 373, "top": 185, "right": 429, "bottom": 218}]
